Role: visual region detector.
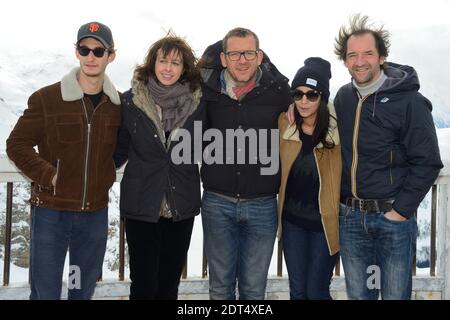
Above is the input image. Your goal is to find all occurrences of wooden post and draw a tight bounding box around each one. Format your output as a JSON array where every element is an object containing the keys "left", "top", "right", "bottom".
[{"left": 3, "top": 182, "right": 13, "bottom": 286}]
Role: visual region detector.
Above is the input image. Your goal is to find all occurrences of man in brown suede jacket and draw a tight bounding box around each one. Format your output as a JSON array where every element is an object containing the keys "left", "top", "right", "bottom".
[{"left": 6, "top": 21, "right": 121, "bottom": 300}]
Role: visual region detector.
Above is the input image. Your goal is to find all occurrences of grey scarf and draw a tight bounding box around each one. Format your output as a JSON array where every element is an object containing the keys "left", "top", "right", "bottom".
[{"left": 147, "top": 76, "right": 194, "bottom": 132}]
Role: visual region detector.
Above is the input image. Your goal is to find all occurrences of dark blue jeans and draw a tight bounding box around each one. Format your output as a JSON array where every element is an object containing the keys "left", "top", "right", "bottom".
[
  {"left": 282, "top": 219, "right": 338, "bottom": 300},
  {"left": 339, "top": 204, "right": 417, "bottom": 300},
  {"left": 29, "top": 206, "right": 108, "bottom": 300},
  {"left": 201, "top": 191, "right": 277, "bottom": 300}
]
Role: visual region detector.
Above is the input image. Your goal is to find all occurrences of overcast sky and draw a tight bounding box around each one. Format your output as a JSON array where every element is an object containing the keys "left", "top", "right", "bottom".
[{"left": 1, "top": 0, "right": 450, "bottom": 98}]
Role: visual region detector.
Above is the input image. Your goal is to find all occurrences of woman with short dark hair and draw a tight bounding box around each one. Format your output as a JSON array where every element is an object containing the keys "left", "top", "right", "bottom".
[{"left": 114, "top": 34, "right": 202, "bottom": 300}]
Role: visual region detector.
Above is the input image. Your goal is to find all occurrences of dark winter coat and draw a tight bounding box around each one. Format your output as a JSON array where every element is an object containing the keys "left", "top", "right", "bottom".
[
  {"left": 334, "top": 62, "right": 443, "bottom": 218},
  {"left": 199, "top": 40, "right": 291, "bottom": 199},
  {"left": 114, "top": 77, "right": 203, "bottom": 223}
]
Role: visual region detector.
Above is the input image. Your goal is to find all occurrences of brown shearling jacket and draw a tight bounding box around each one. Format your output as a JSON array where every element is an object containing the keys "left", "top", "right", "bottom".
[{"left": 6, "top": 68, "right": 121, "bottom": 212}]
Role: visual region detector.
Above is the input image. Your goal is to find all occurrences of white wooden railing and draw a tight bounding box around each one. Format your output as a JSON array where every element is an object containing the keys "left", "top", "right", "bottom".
[{"left": 1, "top": 154, "right": 449, "bottom": 300}]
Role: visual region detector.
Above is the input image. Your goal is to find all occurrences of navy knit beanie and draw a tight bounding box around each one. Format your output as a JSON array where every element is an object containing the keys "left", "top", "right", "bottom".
[{"left": 291, "top": 57, "right": 332, "bottom": 102}]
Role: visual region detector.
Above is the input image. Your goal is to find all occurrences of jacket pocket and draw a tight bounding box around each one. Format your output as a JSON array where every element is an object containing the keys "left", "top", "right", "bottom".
[
  {"left": 389, "top": 146, "right": 406, "bottom": 185},
  {"left": 389, "top": 149, "right": 394, "bottom": 185},
  {"left": 56, "top": 115, "right": 83, "bottom": 143},
  {"left": 50, "top": 158, "right": 82, "bottom": 200},
  {"left": 103, "top": 117, "right": 121, "bottom": 144},
  {"left": 120, "top": 177, "right": 141, "bottom": 213}
]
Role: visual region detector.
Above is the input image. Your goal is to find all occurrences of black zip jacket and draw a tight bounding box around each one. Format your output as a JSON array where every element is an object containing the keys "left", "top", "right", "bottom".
[
  {"left": 334, "top": 62, "right": 443, "bottom": 218},
  {"left": 114, "top": 79, "right": 203, "bottom": 223},
  {"left": 199, "top": 40, "right": 291, "bottom": 199}
]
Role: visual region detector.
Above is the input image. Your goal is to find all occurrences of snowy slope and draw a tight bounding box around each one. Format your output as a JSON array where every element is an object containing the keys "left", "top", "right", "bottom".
[
  {"left": 0, "top": 100, "right": 19, "bottom": 153},
  {"left": 0, "top": 51, "right": 74, "bottom": 111}
]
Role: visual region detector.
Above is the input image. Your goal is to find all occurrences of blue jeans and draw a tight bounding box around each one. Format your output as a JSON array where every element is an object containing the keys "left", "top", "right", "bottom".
[
  {"left": 30, "top": 206, "right": 108, "bottom": 300},
  {"left": 339, "top": 204, "right": 417, "bottom": 300},
  {"left": 282, "top": 219, "right": 338, "bottom": 300},
  {"left": 201, "top": 191, "right": 277, "bottom": 300}
]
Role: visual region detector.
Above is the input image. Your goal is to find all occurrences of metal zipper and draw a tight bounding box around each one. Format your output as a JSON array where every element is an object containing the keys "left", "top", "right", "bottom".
[
  {"left": 81, "top": 98, "right": 95, "bottom": 210},
  {"left": 351, "top": 95, "right": 369, "bottom": 198},
  {"left": 53, "top": 158, "right": 60, "bottom": 196}
]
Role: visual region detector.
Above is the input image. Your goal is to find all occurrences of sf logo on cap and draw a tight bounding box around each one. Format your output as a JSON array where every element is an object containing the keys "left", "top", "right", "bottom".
[{"left": 89, "top": 23, "right": 100, "bottom": 33}]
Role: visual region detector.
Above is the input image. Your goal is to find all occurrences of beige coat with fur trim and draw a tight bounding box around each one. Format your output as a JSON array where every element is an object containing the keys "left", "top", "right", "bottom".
[{"left": 278, "top": 103, "right": 341, "bottom": 255}]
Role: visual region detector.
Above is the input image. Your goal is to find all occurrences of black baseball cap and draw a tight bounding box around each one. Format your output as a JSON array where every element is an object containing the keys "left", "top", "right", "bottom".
[{"left": 77, "top": 22, "right": 114, "bottom": 49}]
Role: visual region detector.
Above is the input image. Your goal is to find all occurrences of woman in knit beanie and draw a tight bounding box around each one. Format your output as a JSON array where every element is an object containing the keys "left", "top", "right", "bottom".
[{"left": 277, "top": 57, "right": 342, "bottom": 299}]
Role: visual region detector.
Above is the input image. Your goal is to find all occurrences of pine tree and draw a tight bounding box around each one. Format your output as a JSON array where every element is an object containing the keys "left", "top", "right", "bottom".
[{"left": 10, "top": 182, "right": 31, "bottom": 268}]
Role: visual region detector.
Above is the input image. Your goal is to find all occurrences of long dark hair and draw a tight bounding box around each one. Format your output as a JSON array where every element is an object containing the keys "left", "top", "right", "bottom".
[
  {"left": 134, "top": 33, "right": 201, "bottom": 92},
  {"left": 293, "top": 99, "right": 335, "bottom": 149}
]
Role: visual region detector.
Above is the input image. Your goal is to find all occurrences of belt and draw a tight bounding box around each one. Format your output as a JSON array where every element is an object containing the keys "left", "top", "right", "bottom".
[
  {"left": 340, "top": 197, "right": 394, "bottom": 213},
  {"left": 208, "top": 191, "right": 275, "bottom": 204}
]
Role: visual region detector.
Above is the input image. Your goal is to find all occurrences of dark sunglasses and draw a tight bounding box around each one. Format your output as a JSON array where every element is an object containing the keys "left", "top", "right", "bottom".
[
  {"left": 77, "top": 46, "right": 108, "bottom": 58},
  {"left": 291, "top": 89, "right": 321, "bottom": 102}
]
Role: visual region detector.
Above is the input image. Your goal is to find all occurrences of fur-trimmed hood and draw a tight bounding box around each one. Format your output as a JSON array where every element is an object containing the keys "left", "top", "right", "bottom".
[
  {"left": 61, "top": 67, "right": 120, "bottom": 105},
  {"left": 130, "top": 76, "right": 202, "bottom": 142}
]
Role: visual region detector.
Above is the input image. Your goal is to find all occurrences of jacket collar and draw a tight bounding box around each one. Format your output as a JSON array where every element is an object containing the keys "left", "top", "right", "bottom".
[
  {"left": 61, "top": 67, "right": 120, "bottom": 105},
  {"left": 282, "top": 102, "right": 340, "bottom": 147},
  {"left": 130, "top": 76, "right": 202, "bottom": 140}
]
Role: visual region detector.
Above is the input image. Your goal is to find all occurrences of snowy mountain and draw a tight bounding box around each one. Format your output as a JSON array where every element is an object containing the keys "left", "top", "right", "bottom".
[
  {"left": 0, "top": 50, "right": 76, "bottom": 154},
  {"left": 0, "top": 100, "right": 18, "bottom": 153},
  {"left": 0, "top": 51, "right": 75, "bottom": 112}
]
